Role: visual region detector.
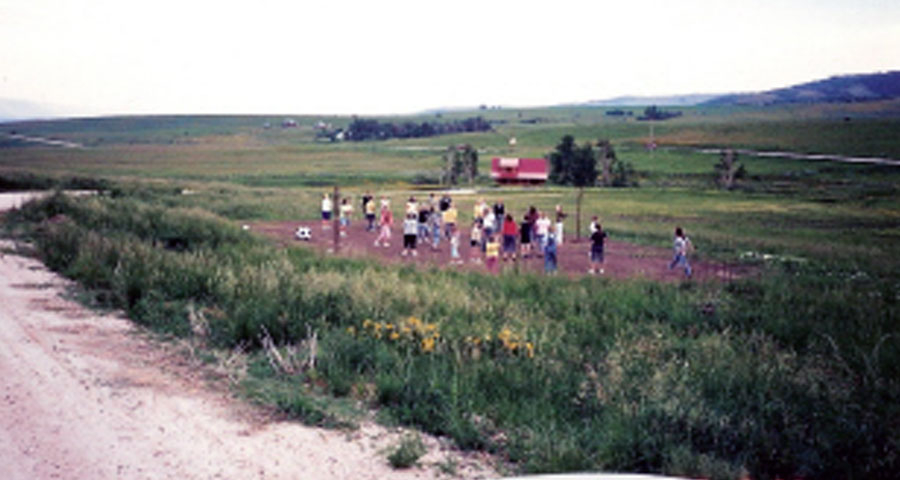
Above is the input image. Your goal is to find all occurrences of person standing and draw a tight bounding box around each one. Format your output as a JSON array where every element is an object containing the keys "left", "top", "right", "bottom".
[
  {"left": 544, "top": 234, "right": 558, "bottom": 274},
  {"left": 493, "top": 199, "right": 505, "bottom": 226},
  {"left": 535, "top": 212, "right": 552, "bottom": 255},
  {"left": 339, "top": 197, "right": 353, "bottom": 237},
  {"left": 430, "top": 205, "right": 442, "bottom": 250},
  {"left": 443, "top": 200, "right": 458, "bottom": 240},
  {"left": 364, "top": 195, "right": 377, "bottom": 231},
  {"left": 485, "top": 234, "right": 500, "bottom": 273},
  {"left": 374, "top": 199, "right": 393, "bottom": 247},
  {"left": 589, "top": 222, "right": 608, "bottom": 274},
  {"left": 520, "top": 212, "right": 533, "bottom": 259},
  {"left": 469, "top": 219, "right": 483, "bottom": 263},
  {"left": 402, "top": 213, "right": 418, "bottom": 257},
  {"left": 321, "top": 193, "right": 333, "bottom": 229},
  {"left": 449, "top": 226, "right": 462, "bottom": 264},
  {"left": 669, "top": 226, "right": 693, "bottom": 278},
  {"left": 554, "top": 204, "right": 567, "bottom": 245},
  {"left": 417, "top": 205, "right": 430, "bottom": 243},
  {"left": 501, "top": 213, "right": 518, "bottom": 262}
]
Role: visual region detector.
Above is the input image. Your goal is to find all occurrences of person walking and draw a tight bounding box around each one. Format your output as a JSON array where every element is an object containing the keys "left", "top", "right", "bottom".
[
  {"left": 469, "top": 219, "right": 483, "bottom": 263},
  {"left": 669, "top": 226, "right": 693, "bottom": 278}
]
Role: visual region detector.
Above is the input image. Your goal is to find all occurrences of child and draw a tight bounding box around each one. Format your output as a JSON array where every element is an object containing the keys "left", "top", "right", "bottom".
[
  {"left": 469, "top": 219, "right": 483, "bottom": 263},
  {"left": 443, "top": 200, "right": 458, "bottom": 240},
  {"left": 417, "top": 205, "right": 430, "bottom": 243},
  {"left": 430, "top": 206, "right": 442, "bottom": 250},
  {"left": 339, "top": 197, "right": 353, "bottom": 237},
  {"left": 364, "top": 195, "right": 377, "bottom": 231},
  {"left": 402, "top": 213, "right": 418, "bottom": 257},
  {"left": 554, "top": 204, "right": 567, "bottom": 245},
  {"left": 544, "top": 234, "right": 558, "bottom": 274},
  {"left": 589, "top": 222, "right": 607, "bottom": 274},
  {"left": 535, "top": 212, "right": 552, "bottom": 255},
  {"left": 501, "top": 213, "right": 518, "bottom": 262},
  {"left": 449, "top": 226, "right": 462, "bottom": 264},
  {"left": 669, "top": 226, "right": 693, "bottom": 278},
  {"left": 485, "top": 234, "right": 500, "bottom": 273},
  {"left": 373, "top": 199, "right": 393, "bottom": 247}
]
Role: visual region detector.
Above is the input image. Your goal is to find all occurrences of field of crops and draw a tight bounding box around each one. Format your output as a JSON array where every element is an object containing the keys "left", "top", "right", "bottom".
[{"left": 2, "top": 103, "right": 899, "bottom": 479}]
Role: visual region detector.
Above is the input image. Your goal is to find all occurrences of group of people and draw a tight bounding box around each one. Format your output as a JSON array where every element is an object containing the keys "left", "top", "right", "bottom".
[{"left": 320, "top": 191, "right": 693, "bottom": 278}]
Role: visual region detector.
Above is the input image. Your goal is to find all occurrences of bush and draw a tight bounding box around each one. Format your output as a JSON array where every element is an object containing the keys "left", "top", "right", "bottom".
[{"left": 386, "top": 433, "right": 427, "bottom": 469}]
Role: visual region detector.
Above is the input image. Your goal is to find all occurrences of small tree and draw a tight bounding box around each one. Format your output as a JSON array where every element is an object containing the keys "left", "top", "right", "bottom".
[
  {"left": 715, "top": 149, "right": 746, "bottom": 190},
  {"left": 548, "top": 135, "right": 598, "bottom": 239},
  {"left": 597, "top": 139, "right": 617, "bottom": 186},
  {"left": 441, "top": 144, "right": 478, "bottom": 186}
]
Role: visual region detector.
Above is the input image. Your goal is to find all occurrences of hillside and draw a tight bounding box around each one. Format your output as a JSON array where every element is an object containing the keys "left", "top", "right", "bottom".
[{"left": 705, "top": 71, "right": 900, "bottom": 106}]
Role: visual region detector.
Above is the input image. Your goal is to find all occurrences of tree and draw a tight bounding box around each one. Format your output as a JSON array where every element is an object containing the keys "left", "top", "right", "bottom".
[
  {"left": 548, "top": 135, "right": 598, "bottom": 240},
  {"left": 441, "top": 144, "right": 478, "bottom": 186},
  {"left": 715, "top": 149, "right": 746, "bottom": 190},
  {"left": 597, "top": 139, "right": 617, "bottom": 186}
]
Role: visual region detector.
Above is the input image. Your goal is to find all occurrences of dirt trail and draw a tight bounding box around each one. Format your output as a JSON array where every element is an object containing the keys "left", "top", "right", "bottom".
[{"left": 0, "top": 207, "right": 495, "bottom": 479}]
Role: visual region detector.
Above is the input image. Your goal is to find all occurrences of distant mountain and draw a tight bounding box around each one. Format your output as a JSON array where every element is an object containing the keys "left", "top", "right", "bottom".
[
  {"left": 579, "top": 93, "right": 723, "bottom": 107},
  {"left": 704, "top": 71, "right": 900, "bottom": 106}
]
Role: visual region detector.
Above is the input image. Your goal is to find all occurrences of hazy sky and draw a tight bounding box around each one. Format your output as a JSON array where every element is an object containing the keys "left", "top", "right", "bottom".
[{"left": 1, "top": 0, "right": 898, "bottom": 116}]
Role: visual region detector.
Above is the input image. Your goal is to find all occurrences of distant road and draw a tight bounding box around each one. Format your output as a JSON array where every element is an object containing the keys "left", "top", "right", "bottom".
[
  {"left": 3, "top": 133, "right": 83, "bottom": 149},
  {"left": 698, "top": 148, "right": 900, "bottom": 167}
]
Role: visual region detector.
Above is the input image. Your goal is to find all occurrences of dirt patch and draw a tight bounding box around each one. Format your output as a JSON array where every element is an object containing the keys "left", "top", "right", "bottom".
[{"left": 248, "top": 220, "right": 747, "bottom": 282}]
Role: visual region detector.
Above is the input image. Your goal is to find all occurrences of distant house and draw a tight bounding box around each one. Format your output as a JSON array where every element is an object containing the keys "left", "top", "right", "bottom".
[{"left": 491, "top": 157, "right": 548, "bottom": 185}]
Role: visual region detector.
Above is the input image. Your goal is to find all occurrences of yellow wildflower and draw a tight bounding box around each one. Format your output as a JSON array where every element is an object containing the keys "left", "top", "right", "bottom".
[
  {"left": 525, "top": 342, "right": 535, "bottom": 358},
  {"left": 421, "top": 336, "right": 435, "bottom": 353},
  {"left": 390, "top": 331, "right": 400, "bottom": 341}
]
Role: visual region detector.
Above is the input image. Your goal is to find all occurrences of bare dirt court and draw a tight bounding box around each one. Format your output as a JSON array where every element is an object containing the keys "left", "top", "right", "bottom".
[{"left": 249, "top": 220, "right": 741, "bottom": 282}]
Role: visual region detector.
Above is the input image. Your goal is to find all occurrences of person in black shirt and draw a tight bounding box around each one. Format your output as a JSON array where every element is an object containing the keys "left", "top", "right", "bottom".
[{"left": 589, "top": 223, "right": 607, "bottom": 274}]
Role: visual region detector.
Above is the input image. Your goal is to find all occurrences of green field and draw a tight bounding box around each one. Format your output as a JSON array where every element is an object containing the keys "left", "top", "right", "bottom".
[{"left": 2, "top": 103, "right": 899, "bottom": 479}]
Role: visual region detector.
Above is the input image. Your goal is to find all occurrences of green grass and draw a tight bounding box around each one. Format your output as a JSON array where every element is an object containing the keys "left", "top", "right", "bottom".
[{"left": 1, "top": 106, "right": 899, "bottom": 479}]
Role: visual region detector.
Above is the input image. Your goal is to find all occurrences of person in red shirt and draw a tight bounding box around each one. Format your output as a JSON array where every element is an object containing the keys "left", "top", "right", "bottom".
[{"left": 501, "top": 213, "right": 518, "bottom": 262}]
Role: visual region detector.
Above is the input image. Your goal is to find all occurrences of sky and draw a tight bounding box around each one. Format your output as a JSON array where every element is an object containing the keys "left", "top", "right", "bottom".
[{"left": 1, "top": 0, "right": 899, "bottom": 117}]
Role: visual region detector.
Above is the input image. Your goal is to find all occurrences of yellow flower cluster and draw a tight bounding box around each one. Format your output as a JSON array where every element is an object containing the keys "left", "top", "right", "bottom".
[
  {"left": 358, "top": 316, "right": 441, "bottom": 354},
  {"left": 464, "top": 327, "right": 535, "bottom": 358}
]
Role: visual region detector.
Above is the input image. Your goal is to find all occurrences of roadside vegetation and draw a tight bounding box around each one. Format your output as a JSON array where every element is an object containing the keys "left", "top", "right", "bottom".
[{"left": 1, "top": 103, "right": 899, "bottom": 479}]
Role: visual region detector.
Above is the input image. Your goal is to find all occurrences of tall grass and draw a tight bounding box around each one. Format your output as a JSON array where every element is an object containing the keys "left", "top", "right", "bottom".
[{"left": 5, "top": 189, "right": 898, "bottom": 480}]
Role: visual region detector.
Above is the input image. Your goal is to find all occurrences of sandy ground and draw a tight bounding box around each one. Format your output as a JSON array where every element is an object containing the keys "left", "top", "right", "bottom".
[{"left": 0, "top": 198, "right": 497, "bottom": 480}]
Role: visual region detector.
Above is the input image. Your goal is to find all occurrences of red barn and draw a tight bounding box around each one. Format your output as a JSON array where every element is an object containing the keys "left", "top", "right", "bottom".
[{"left": 491, "top": 157, "right": 548, "bottom": 185}]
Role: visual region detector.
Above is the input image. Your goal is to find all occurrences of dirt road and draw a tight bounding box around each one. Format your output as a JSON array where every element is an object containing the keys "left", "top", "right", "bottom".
[{"left": 0, "top": 213, "right": 494, "bottom": 479}]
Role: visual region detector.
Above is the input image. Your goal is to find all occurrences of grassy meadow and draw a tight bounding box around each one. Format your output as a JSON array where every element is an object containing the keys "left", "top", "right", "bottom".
[{"left": 2, "top": 103, "right": 899, "bottom": 479}]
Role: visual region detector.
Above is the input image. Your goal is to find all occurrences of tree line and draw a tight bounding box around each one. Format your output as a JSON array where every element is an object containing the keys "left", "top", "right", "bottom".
[{"left": 345, "top": 116, "right": 492, "bottom": 141}]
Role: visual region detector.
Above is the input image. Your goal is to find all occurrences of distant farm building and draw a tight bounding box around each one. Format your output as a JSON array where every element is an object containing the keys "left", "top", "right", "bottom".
[{"left": 491, "top": 157, "right": 548, "bottom": 185}]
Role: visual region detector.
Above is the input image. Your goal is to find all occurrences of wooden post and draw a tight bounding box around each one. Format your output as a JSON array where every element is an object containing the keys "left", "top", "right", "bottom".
[
  {"left": 575, "top": 188, "right": 584, "bottom": 242},
  {"left": 333, "top": 185, "right": 340, "bottom": 253}
]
